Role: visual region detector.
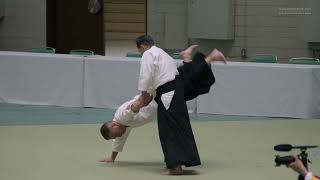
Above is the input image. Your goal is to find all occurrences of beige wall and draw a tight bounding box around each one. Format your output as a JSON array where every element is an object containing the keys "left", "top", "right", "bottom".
[
  {"left": 147, "top": 0, "right": 188, "bottom": 49},
  {"left": 0, "top": 0, "right": 46, "bottom": 51},
  {"left": 0, "top": 0, "right": 314, "bottom": 62},
  {"left": 231, "top": 0, "right": 311, "bottom": 62},
  {"left": 104, "top": 0, "right": 146, "bottom": 40},
  {"left": 148, "top": 0, "right": 313, "bottom": 62}
]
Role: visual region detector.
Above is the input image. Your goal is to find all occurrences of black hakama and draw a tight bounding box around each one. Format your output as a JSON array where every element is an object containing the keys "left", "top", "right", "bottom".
[{"left": 154, "top": 52, "right": 215, "bottom": 169}]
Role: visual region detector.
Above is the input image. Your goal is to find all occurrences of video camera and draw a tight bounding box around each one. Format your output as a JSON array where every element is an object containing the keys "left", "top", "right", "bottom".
[{"left": 274, "top": 144, "right": 318, "bottom": 168}]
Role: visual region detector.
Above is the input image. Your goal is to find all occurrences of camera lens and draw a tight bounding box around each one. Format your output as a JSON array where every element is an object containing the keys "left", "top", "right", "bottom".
[{"left": 275, "top": 155, "right": 295, "bottom": 166}]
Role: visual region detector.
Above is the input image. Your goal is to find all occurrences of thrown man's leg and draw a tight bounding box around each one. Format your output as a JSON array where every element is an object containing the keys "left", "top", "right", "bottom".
[{"left": 178, "top": 46, "right": 226, "bottom": 101}]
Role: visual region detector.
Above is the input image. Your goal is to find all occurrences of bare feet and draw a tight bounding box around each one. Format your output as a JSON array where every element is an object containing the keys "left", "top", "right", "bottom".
[
  {"left": 179, "top": 45, "right": 199, "bottom": 62},
  {"left": 98, "top": 157, "right": 115, "bottom": 163},
  {"left": 160, "top": 166, "right": 183, "bottom": 175},
  {"left": 205, "top": 49, "right": 226, "bottom": 64}
]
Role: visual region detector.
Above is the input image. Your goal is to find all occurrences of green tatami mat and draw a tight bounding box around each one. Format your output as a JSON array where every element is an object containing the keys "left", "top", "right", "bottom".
[
  {"left": 0, "top": 103, "right": 115, "bottom": 125},
  {"left": 0, "top": 103, "right": 292, "bottom": 126},
  {"left": 0, "top": 121, "right": 319, "bottom": 180}
]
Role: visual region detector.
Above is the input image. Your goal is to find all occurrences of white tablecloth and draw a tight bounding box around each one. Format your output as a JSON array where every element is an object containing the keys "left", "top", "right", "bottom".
[
  {"left": 83, "top": 56, "right": 141, "bottom": 109},
  {"left": 1, "top": 52, "right": 320, "bottom": 118},
  {"left": 0, "top": 51, "right": 85, "bottom": 107},
  {"left": 197, "top": 62, "right": 320, "bottom": 118},
  {"left": 82, "top": 56, "right": 198, "bottom": 111}
]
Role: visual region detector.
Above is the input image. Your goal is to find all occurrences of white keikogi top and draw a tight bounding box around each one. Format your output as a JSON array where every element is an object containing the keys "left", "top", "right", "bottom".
[
  {"left": 138, "top": 45, "right": 178, "bottom": 109},
  {"left": 112, "top": 95, "right": 157, "bottom": 152},
  {"left": 112, "top": 46, "right": 179, "bottom": 152}
]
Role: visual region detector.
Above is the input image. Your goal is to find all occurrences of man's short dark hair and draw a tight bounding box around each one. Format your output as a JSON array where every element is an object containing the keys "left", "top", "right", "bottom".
[
  {"left": 100, "top": 122, "right": 110, "bottom": 140},
  {"left": 135, "top": 35, "right": 155, "bottom": 48}
]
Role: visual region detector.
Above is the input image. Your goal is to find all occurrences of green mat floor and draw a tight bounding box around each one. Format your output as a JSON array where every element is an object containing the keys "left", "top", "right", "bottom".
[{"left": 0, "top": 103, "right": 287, "bottom": 126}]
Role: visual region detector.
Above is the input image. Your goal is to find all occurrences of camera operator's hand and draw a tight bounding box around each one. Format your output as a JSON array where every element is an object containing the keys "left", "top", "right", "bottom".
[
  {"left": 288, "top": 156, "right": 320, "bottom": 180},
  {"left": 288, "top": 156, "right": 308, "bottom": 176}
]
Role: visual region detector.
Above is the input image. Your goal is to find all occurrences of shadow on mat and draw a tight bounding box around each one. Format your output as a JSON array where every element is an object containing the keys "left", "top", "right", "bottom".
[
  {"left": 180, "top": 170, "right": 199, "bottom": 175},
  {"left": 99, "top": 161, "right": 200, "bottom": 175},
  {"left": 110, "top": 161, "right": 163, "bottom": 167}
]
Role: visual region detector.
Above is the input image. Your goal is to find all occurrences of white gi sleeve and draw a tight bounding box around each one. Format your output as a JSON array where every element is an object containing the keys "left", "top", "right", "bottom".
[
  {"left": 138, "top": 52, "right": 154, "bottom": 92},
  {"left": 111, "top": 103, "right": 156, "bottom": 152},
  {"left": 112, "top": 127, "right": 132, "bottom": 152},
  {"left": 114, "top": 103, "right": 137, "bottom": 125}
]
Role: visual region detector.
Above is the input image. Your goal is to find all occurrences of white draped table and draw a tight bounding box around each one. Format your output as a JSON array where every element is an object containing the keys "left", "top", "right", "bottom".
[
  {"left": 1, "top": 52, "right": 320, "bottom": 118},
  {"left": 197, "top": 62, "right": 320, "bottom": 118},
  {"left": 82, "top": 56, "right": 196, "bottom": 111},
  {"left": 0, "top": 51, "right": 85, "bottom": 107}
]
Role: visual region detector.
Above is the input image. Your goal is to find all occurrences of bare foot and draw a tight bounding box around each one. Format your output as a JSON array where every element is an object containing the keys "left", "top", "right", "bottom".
[
  {"left": 98, "top": 157, "right": 114, "bottom": 163},
  {"left": 160, "top": 166, "right": 183, "bottom": 175},
  {"left": 206, "top": 49, "right": 226, "bottom": 64},
  {"left": 179, "top": 45, "right": 199, "bottom": 62}
]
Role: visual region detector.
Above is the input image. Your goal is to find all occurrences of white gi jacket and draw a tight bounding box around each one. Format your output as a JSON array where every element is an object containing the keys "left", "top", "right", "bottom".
[
  {"left": 138, "top": 46, "right": 178, "bottom": 109},
  {"left": 112, "top": 95, "right": 157, "bottom": 152},
  {"left": 113, "top": 46, "right": 179, "bottom": 152}
]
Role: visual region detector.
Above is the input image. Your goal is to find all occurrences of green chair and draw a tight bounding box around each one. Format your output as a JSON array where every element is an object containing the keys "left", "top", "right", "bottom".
[
  {"left": 126, "top": 51, "right": 182, "bottom": 60},
  {"left": 70, "top": 49, "right": 94, "bottom": 56},
  {"left": 31, "top": 47, "right": 55, "bottom": 54},
  {"left": 288, "top": 58, "right": 320, "bottom": 65},
  {"left": 170, "top": 53, "right": 182, "bottom": 60},
  {"left": 163, "top": 48, "right": 182, "bottom": 59},
  {"left": 249, "top": 54, "right": 277, "bottom": 63},
  {"left": 310, "top": 47, "right": 320, "bottom": 59},
  {"left": 126, "top": 51, "right": 142, "bottom": 58}
]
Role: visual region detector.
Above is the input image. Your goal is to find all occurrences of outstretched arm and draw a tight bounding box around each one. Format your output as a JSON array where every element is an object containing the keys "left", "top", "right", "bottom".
[
  {"left": 99, "top": 127, "right": 132, "bottom": 163},
  {"left": 136, "top": 51, "right": 154, "bottom": 110},
  {"left": 99, "top": 100, "right": 156, "bottom": 163}
]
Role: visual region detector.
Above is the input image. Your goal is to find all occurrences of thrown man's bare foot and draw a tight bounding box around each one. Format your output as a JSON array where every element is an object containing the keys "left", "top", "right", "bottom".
[
  {"left": 179, "top": 45, "right": 199, "bottom": 63},
  {"left": 205, "top": 49, "right": 226, "bottom": 64},
  {"left": 160, "top": 166, "right": 183, "bottom": 175},
  {"left": 98, "top": 157, "right": 114, "bottom": 163}
]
